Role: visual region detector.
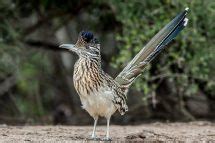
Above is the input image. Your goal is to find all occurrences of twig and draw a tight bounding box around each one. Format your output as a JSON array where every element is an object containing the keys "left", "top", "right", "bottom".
[
  {"left": 24, "top": 40, "right": 64, "bottom": 51},
  {"left": 149, "top": 73, "right": 213, "bottom": 82}
]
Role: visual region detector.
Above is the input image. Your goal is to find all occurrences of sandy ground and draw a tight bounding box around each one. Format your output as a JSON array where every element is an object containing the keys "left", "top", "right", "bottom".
[{"left": 0, "top": 121, "right": 215, "bottom": 142}]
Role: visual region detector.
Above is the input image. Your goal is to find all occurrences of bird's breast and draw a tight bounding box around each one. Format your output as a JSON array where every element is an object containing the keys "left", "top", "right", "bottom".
[
  {"left": 73, "top": 59, "right": 103, "bottom": 96},
  {"left": 80, "top": 86, "right": 117, "bottom": 118}
]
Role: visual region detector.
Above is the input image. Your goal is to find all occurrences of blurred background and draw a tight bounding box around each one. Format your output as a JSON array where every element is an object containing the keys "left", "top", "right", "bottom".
[{"left": 0, "top": 0, "right": 214, "bottom": 125}]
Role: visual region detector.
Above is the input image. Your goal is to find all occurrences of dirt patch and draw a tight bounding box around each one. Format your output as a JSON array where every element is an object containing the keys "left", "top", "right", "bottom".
[{"left": 0, "top": 121, "right": 214, "bottom": 142}]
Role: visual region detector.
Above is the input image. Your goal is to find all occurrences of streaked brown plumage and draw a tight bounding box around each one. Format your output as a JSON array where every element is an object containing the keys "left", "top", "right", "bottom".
[
  {"left": 60, "top": 8, "right": 189, "bottom": 140},
  {"left": 73, "top": 34, "right": 128, "bottom": 116}
]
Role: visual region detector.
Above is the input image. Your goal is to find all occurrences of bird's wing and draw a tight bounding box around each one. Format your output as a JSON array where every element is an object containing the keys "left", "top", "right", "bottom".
[{"left": 115, "top": 8, "right": 189, "bottom": 88}]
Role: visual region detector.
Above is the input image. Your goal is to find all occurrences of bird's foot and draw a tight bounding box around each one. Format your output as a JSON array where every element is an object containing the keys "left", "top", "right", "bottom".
[
  {"left": 89, "top": 135, "right": 99, "bottom": 141},
  {"left": 102, "top": 137, "right": 112, "bottom": 141}
]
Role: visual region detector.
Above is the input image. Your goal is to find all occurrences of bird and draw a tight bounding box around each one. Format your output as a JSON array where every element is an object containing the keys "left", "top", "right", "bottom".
[{"left": 60, "top": 8, "right": 189, "bottom": 141}]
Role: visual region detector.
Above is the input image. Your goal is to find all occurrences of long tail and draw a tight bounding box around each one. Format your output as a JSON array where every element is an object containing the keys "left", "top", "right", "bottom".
[{"left": 115, "top": 8, "right": 189, "bottom": 88}]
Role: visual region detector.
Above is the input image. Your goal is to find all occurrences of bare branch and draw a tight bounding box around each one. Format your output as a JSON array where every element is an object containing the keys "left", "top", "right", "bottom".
[{"left": 24, "top": 40, "right": 64, "bottom": 51}]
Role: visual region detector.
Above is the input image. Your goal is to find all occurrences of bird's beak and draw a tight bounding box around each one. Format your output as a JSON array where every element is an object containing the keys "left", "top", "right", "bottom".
[{"left": 59, "top": 44, "right": 78, "bottom": 52}]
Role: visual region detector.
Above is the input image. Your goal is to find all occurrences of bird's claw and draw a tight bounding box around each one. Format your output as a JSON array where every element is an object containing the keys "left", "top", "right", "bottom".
[
  {"left": 89, "top": 136, "right": 99, "bottom": 141},
  {"left": 102, "top": 137, "right": 112, "bottom": 141}
]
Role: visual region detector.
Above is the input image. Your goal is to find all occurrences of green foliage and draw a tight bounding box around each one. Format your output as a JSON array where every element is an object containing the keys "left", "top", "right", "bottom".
[{"left": 111, "top": 0, "right": 215, "bottom": 97}]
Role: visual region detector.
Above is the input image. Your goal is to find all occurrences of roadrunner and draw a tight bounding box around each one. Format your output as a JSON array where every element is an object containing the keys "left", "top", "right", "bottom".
[{"left": 60, "top": 8, "right": 189, "bottom": 140}]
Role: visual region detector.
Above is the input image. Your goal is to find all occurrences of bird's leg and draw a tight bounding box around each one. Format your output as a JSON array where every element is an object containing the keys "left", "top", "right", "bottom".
[
  {"left": 91, "top": 116, "right": 98, "bottom": 139},
  {"left": 106, "top": 117, "right": 110, "bottom": 138},
  {"left": 103, "top": 117, "right": 111, "bottom": 141}
]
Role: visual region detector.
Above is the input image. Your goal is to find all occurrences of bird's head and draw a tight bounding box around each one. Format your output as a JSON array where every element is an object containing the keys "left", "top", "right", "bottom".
[{"left": 60, "top": 31, "right": 100, "bottom": 58}]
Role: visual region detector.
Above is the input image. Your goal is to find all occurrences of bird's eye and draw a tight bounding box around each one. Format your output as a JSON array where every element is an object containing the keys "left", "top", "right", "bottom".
[{"left": 93, "top": 38, "right": 99, "bottom": 44}]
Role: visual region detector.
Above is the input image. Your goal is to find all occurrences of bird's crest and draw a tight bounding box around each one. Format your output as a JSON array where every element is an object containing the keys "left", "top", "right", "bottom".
[
  {"left": 81, "top": 31, "right": 94, "bottom": 42},
  {"left": 75, "top": 31, "right": 94, "bottom": 47}
]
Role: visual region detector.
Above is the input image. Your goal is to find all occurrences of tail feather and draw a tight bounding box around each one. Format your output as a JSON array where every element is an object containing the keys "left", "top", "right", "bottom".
[{"left": 115, "top": 8, "right": 189, "bottom": 88}]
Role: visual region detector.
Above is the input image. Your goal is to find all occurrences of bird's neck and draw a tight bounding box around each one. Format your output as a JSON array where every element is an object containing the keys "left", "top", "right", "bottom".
[
  {"left": 75, "top": 56, "right": 102, "bottom": 74},
  {"left": 73, "top": 56, "right": 104, "bottom": 94}
]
